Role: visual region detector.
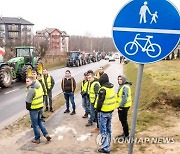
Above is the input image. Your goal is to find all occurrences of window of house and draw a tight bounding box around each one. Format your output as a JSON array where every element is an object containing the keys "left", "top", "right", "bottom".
[{"left": 8, "top": 32, "right": 18, "bottom": 38}]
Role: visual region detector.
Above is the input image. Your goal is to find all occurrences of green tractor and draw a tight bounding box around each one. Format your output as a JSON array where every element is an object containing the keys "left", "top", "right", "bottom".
[
  {"left": 8, "top": 46, "right": 43, "bottom": 81},
  {"left": 0, "top": 54, "right": 12, "bottom": 87}
]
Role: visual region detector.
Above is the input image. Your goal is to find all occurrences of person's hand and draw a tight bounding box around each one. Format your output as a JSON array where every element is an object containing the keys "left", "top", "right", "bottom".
[{"left": 118, "top": 107, "right": 123, "bottom": 110}]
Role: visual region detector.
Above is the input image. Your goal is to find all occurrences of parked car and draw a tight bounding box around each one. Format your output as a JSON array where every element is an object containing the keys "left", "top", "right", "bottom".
[
  {"left": 109, "top": 56, "right": 115, "bottom": 62},
  {"left": 113, "top": 53, "right": 120, "bottom": 59},
  {"left": 84, "top": 53, "right": 91, "bottom": 64},
  {"left": 124, "top": 57, "right": 130, "bottom": 64},
  {"left": 104, "top": 55, "right": 109, "bottom": 60}
]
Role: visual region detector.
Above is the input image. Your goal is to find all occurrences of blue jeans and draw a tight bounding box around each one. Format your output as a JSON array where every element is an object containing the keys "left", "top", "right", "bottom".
[
  {"left": 82, "top": 95, "right": 90, "bottom": 115},
  {"left": 64, "top": 92, "right": 76, "bottom": 111},
  {"left": 88, "top": 103, "right": 95, "bottom": 123},
  {"left": 29, "top": 109, "right": 48, "bottom": 140},
  {"left": 98, "top": 112, "right": 112, "bottom": 152}
]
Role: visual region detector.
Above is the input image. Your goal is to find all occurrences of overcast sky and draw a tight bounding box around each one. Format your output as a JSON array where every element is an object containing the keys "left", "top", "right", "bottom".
[{"left": 1, "top": 0, "right": 180, "bottom": 37}]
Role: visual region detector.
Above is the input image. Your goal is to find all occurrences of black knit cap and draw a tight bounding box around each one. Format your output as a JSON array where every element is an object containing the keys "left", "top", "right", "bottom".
[
  {"left": 99, "top": 73, "right": 109, "bottom": 85},
  {"left": 87, "top": 70, "right": 94, "bottom": 74}
]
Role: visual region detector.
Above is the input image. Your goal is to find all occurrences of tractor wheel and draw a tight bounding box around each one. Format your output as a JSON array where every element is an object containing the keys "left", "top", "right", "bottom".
[
  {"left": 21, "top": 65, "right": 32, "bottom": 81},
  {"left": 36, "top": 59, "right": 43, "bottom": 74},
  {"left": 0, "top": 65, "right": 12, "bottom": 88},
  {"left": 75, "top": 60, "right": 79, "bottom": 67}
]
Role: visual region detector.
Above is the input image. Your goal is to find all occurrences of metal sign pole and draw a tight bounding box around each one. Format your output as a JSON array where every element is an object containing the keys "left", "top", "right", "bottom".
[{"left": 128, "top": 64, "right": 144, "bottom": 154}]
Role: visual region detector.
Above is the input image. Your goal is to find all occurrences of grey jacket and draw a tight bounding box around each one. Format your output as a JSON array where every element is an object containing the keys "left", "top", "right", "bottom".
[{"left": 26, "top": 81, "right": 41, "bottom": 110}]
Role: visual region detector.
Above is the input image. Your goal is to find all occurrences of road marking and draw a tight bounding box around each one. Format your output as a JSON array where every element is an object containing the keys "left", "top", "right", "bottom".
[
  {"left": 113, "top": 27, "right": 180, "bottom": 34},
  {"left": 5, "top": 88, "right": 19, "bottom": 94}
]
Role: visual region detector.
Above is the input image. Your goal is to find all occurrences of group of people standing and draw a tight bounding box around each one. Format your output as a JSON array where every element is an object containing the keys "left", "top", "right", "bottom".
[
  {"left": 79, "top": 66, "right": 133, "bottom": 153},
  {"left": 25, "top": 69, "right": 55, "bottom": 144},
  {"left": 25, "top": 66, "right": 132, "bottom": 154}
]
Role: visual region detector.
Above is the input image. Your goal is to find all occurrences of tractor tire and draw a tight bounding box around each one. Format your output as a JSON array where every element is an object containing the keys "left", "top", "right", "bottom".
[
  {"left": 0, "top": 65, "right": 12, "bottom": 88},
  {"left": 36, "top": 59, "right": 43, "bottom": 74},
  {"left": 75, "top": 60, "right": 79, "bottom": 67},
  {"left": 21, "top": 65, "right": 32, "bottom": 82},
  {"left": 66, "top": 62, "right": 70, "bottom": 67}
]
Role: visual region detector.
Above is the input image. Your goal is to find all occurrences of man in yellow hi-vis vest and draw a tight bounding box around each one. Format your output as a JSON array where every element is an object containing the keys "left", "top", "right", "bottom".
[
  {"left": 81, "top": 72, "right": 90, "bottom": 118},
  {"left": 26, "top": 76, "right": 51, "bottom": 144},
  {"left": 94, "top": 73, "right": 116, "bottom": 153},
  {"left": 43, "top": 69, "right": 55, "bottom": 112},
  {"left": 95, "top": 66, "right": 104, "bottom": 79},
  {"left": 116, "top": 75, "right": 132, "bottom": 138},
  {"left": 86, "top": 70, "right": 100, "bottom": 128},
  {"left": 32, "top": 70, "right": 46, "bottom": 121}
]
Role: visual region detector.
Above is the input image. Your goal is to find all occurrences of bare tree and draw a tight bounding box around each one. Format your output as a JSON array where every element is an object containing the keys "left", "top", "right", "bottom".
[
  {"left": 38, "top": 40, "right": 49, "bottom": 58},
  {"left": 69, "top": 35, "right": 117, "bottom": 53}
]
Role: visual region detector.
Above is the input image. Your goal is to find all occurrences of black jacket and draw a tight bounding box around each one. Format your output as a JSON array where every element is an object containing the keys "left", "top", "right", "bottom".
[
  {"left": 61, "top": 77, "right": 76, "bottom": 93},
  {"left": 96, "top": 73, "right": 114, "bottom": 112}
]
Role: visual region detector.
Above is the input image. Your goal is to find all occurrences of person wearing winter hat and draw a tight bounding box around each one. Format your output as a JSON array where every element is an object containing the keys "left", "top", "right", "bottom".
[
  {"left": 94, "top": 73, "right": 116, "bottom": 153},
  {"left": 116, "top": 75, "right": 132, "bottom": 138}
]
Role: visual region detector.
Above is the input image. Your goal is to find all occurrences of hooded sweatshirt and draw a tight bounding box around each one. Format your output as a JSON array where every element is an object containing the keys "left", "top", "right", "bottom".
[
  {"left": 117, "top": 75, "right": 132, "bottom": 107},
  {"left": 26, "top": 81, "right": 43, "bottom": 110},
  {"left": 96, "top": 73, "right": 114, "bottom": 112}
]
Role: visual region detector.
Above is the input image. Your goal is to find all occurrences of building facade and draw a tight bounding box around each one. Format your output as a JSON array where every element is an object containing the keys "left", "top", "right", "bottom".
[
  {"left": 35, "top": 28, "right": 69, "bottom": 55},
  {"left": 0, "top": 17, "right": 34, "bottom": 48}
]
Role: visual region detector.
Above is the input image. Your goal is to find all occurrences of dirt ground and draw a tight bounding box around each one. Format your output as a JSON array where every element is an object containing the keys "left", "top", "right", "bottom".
[
  {"left": 0, "top": 94, "right": 179, "bottom": 154},
  {"left": 112, "top": 114, "right": 180, "bottom": 154},
  {"left": 0, "top": 62, "right": 179, "bottom": 154}
]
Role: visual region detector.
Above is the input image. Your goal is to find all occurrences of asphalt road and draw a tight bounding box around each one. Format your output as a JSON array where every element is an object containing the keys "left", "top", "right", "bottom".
[{"left": 0, "top": 60, "right": 109, "bottom": 130}]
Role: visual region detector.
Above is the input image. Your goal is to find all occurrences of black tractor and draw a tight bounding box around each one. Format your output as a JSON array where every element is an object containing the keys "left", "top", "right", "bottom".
[{"left": 66, "top": 51, "right": 83, "bottom": 67}]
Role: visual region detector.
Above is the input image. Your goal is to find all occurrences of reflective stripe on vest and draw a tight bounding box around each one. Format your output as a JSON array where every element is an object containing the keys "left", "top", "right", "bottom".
[
  {"left": 94, "top": 86, "right": 116, "bottom": 112},
  {"left": 89, "top": 81, "right": 100, "bottom": 104},
  {"left": 116, "top": 85, "right": 132, "bottom": 108},
  {"left": 31, "top": 86, "right": 44, "bottom": 109}
]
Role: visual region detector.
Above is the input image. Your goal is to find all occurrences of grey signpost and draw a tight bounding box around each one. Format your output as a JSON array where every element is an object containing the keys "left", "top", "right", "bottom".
[{"left": 112, "top": 0, "right": 180, "bottom": 153}]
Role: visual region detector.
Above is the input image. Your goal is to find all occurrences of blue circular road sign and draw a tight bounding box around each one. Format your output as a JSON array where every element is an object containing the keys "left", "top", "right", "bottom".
[{"left": 112, "top": 0, "right": 180, "bottom": 64}]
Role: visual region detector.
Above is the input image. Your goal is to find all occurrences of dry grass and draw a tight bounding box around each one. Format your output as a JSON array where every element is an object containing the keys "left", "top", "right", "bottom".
[{"left": 123, "top": 60, "right": 180, "bottom": 132}]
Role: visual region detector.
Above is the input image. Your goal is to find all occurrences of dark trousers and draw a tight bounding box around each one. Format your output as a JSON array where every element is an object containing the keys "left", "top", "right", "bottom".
[
  {"left": 118, "top": 107, "right": 130, "bottom": 137},
  {"left": 45, "top": 90, "right": 52, "bottom": 108},
  {"left": 95, "top": 110, "right": 99, "bottom": 128}
]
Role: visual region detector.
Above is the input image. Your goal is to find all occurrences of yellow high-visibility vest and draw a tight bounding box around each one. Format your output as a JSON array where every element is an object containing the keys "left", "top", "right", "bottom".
[
  {"left": 94, "top": 86, "right": 116, "bottom": 112},
  {"left": 96, "top": 73, "right": 101, "bottom": 79},
  {"left": 88, "top": 81, "right": 100, "bottom": 104},
  {"left": 116, "top": 85, "right": 132, "bottom": 108},
  {"left": 41, "top": 77, "right": 47, "bottom": 95},
  {"left": 31, "top": 86, "right": 44, "bottom": 109},
  {"left": 81, "top": 80, "right": 89, "bottom": 93},
  {"left": 45, "top": 75, "right": 52, "bottom": 90}
]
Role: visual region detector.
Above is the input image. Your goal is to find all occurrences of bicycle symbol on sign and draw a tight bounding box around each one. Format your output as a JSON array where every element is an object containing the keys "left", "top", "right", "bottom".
[{"left": 124, "top": 34, "right": 161, "bottom": 58}]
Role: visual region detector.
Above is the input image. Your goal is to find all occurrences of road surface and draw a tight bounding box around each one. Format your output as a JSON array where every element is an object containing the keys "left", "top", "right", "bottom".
[{"left": 0, "top": 60, "right": 108, "bottom": 130}]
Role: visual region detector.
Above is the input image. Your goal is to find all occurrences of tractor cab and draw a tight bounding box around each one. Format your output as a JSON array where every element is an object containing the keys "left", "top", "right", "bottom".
[
  {"left": 16, "top": 47, "right": 35, "bottom": 64},
  {"left": 8, "top": 46, "right": 43, "bottom": 81}
]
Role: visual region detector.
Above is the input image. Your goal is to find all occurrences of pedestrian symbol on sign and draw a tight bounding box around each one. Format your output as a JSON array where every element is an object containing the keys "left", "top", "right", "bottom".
[
  {"left": 112, "top": 0, "right": 180, "bottom": 64},
  {"left": 139, "top": 1, "right": 158, "bottom": 24}
]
